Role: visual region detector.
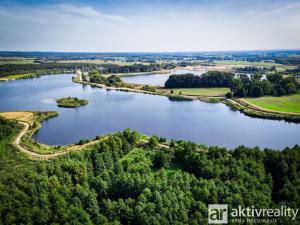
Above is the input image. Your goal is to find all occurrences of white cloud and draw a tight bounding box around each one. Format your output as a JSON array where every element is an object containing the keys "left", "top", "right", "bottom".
[
  {"left": 0, "top": 2, "right": 299, "bottom": 51},
  {"left": 52, "top": 4, "right": 130, "bottom": 23}
]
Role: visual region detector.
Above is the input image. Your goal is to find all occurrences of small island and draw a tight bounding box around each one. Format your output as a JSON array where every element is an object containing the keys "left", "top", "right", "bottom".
[{"left": 56, "top": 97, "right": 89, "bottom": 108}]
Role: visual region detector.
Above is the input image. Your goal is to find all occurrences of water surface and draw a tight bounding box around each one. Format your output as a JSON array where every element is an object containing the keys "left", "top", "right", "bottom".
[
  {"left": 121, "top": 69, "right": 203, "bottom": 86},
  {"left": 121, "top": 73, "right": 170, "bottom": 86},
  {"left": 0, "top": 74, "right": 299, "bottom": 149}
]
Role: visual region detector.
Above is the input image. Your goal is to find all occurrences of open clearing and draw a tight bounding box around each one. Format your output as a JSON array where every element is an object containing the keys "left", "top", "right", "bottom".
[
  {"left": 0, "top": 58, "right": 35, "bottom": 65},
  {"left": 242, "top": 94, "right": 300, "bottom": 114},
  {"left": 214, "top": 60, "right": 279, "bottom": 67},
  {"left": 57, "top": 59, "right": 152, "bottom": 66},
  {"left": 0, "top": 73, "right": 36, "bottom": 81},
  {"left": 0, "top": 111, "right": 35, "bottom": 122},
  {"left": 169, "top": 88, "right": 230, "bottom": 96}
]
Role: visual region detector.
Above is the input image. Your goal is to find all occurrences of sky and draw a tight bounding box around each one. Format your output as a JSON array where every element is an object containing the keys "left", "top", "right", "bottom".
[{"left": 0, "top": 0, "right": 299, "bottom": 52}]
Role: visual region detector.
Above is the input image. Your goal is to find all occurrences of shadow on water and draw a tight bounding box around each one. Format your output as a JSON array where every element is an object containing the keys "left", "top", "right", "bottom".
[{"left": 167, "top": 96, "right": 193, "bottom": 102}]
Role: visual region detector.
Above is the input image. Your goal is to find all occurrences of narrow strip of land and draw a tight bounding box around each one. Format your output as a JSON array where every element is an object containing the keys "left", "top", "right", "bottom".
[
  {"left": 74, "top": 75, "right": 300, "bottom": 122},
  {"left": 231, "top": 98, "right": 300, "bottom": 116},
  {"left": 13, "top": 121, "right": 107, "bottom": 160},
  {"left": 4, "top": 113, "right": 176, "bottom": 160}
]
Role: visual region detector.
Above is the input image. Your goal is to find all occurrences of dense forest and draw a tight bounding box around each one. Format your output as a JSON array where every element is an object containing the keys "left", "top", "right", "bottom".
[
  {"left": 101, "top": 63, "right": 175, "bottom": 74},
  {"left": 0, "top": 63, "right": 93, "bottom": 77},
  {"left": 165, "top": 71, "right": 234, "bottom": 88},
  {"left": 231, "top": 73, "right": 299, "bottom": 97},
  {"left": 0, "top": 117, "right": 299, "bottom": 224}
]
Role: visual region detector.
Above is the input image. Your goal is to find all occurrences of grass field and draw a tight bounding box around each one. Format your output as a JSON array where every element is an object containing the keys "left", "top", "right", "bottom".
[
  {"left": 0, "top": 73, "right": 36, "bottom": 81},
  {"left": 57, "top": 59, "right": 152, "bottom": 66},
  {"left": 214, "top": 60, "right": 279, "bottom": 67},
  {"left": 170, "top": 88, "right": 230, "bottom": 96},
  {"left": 0, "top": 58, "right": 35, "bottom": 65},
  {"left": 242, "top": 93, "right": 300, "bottom": 114}
]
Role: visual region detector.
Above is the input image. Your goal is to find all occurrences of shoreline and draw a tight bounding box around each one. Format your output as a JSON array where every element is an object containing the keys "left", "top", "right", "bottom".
[
  {"left": 0, "top": 111, "right": 172, "bottom": 160},
  {"left": 226, "top": 99, "right": 300, "bottom": 123},
  {"left": 74, "top": 77, "right": 300, "bottom": 123},
  {"left": 0, "top": 111, "right": 109, "bottom": 160},
  {"left": 1, "top": 71, "right": 299, "bottom": 123}
]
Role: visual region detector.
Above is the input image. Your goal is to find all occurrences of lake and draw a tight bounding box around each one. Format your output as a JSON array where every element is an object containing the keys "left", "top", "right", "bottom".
[
  {"left": 0, "top": 74, "right": 299, "bottom": 149},
  {"left": 121, "top": 73, "right": 170, "bottom": 86},
  {"left": 121, "top": 69, "right": 203, "bottom": 86}
]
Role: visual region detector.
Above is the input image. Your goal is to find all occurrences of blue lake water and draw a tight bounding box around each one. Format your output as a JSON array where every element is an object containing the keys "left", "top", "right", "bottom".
[
  {"left": 0, "top": 74, "right": 299, "bottom": 149},
  {"left": 121, "top": 69, "right": 203, "bottom": 86},
  {"left": 121, "top": 73, "right": 170, "bottom": 86}
]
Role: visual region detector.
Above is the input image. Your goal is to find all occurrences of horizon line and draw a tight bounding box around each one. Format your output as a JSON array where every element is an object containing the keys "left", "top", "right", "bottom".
[{"left": 1, "top": 48, "right": 300, "bottom": 54}]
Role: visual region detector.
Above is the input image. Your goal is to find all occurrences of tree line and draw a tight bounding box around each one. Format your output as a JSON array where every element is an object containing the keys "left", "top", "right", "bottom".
[
  {"left": 165, "top": 71, "right": 299, "bottom": 98},
  {"left": 235, "top": 66, "right": 275, "bottom": 73},
  {"left": 0, "top": 117, "right": 299, "bottom": 224},
  {"left": 0, "top": 63, "right": 175, "bottom": 77},
  {"left": 231, "top": 73, "right": 299, "bottom": 97},
  {"left": 101, "top": 63, "right": 175, "bottom": 74},
  {"left": 165, "top": 71, "right": 234, "bottom": 88}
]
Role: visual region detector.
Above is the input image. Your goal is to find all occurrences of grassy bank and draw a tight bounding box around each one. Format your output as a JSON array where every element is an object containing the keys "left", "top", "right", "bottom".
[
  {"left": 75, "top": 77, "right": 300, "bottom": 122},
  {"left": 0, "top": 73, "right": 36, "bottom": 81},
  {"left": 168, "top": 87, "right": 230, "bottom": 96},
  {"left": 0, "top": 111, "right": 66, "bottom": 154},
  {"left": 226, "top": 99, "right": 300, "bottom": 122},
  {"left": 242, "top": 93, "right": 300, "bottom": 114},
  {"left": 0, "top": 71, "right": 74, "bottom": 81},
  {"left": 0, "top": 58, "right": 35, "bottom": 65}
]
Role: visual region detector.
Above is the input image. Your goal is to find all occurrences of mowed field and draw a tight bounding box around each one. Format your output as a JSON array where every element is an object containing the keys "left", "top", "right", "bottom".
[
  {"left": 0, "top": 58, "right": 35, "bottom": 65},
  {"left": 242, "top": 93, "right": 300, "bottom": 114},
  {"left": 170, "top": 88, "right": 230, "bottom": 96},
  {"left": 214, "top": 60, "right": 279, "bottom": 67},
  {"left": 0, "top": 73, "right": 35, "bottom": 81},
  {"left": 57, "top": 59, "right": 152, "bottom": 66}
]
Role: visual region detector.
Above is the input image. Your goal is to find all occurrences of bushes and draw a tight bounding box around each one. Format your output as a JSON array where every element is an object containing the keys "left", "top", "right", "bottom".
[
  {"left": 142, "top": 85, "right": 156, "bottom": 92},
  {"left": 225, "top": 92, "right": 233, "bottom": 98},
  {"left": 0, "top": 117, "right": 19, "bottom": 139},
  {"left": 77, "top": 139, "right": 89, "bottom": 145},
  {"left": 148, "top": 135, "right": 158, "bottom": 148}
]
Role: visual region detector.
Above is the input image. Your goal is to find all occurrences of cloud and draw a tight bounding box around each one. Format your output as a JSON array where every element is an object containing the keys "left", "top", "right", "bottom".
[
  {"left": 0, "top": 4, "right": 130, "bottom": 32},
  {"left": 0, "top": 1, "right": 299, "bottom": 51},
  {"left": 0, "top": 4, "right": 131, "bottom": 51},
  {"left": 52, "top": 4, "right": 130, "bottom": 23}
]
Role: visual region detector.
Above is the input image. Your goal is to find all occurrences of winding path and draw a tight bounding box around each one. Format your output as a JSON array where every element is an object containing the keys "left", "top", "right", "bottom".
[
  {"left": 12, "top": 121, "right": 179, "bottom": 160},
  {"left": 13, "top": 121, "right": 106, "bottom": 160}
]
